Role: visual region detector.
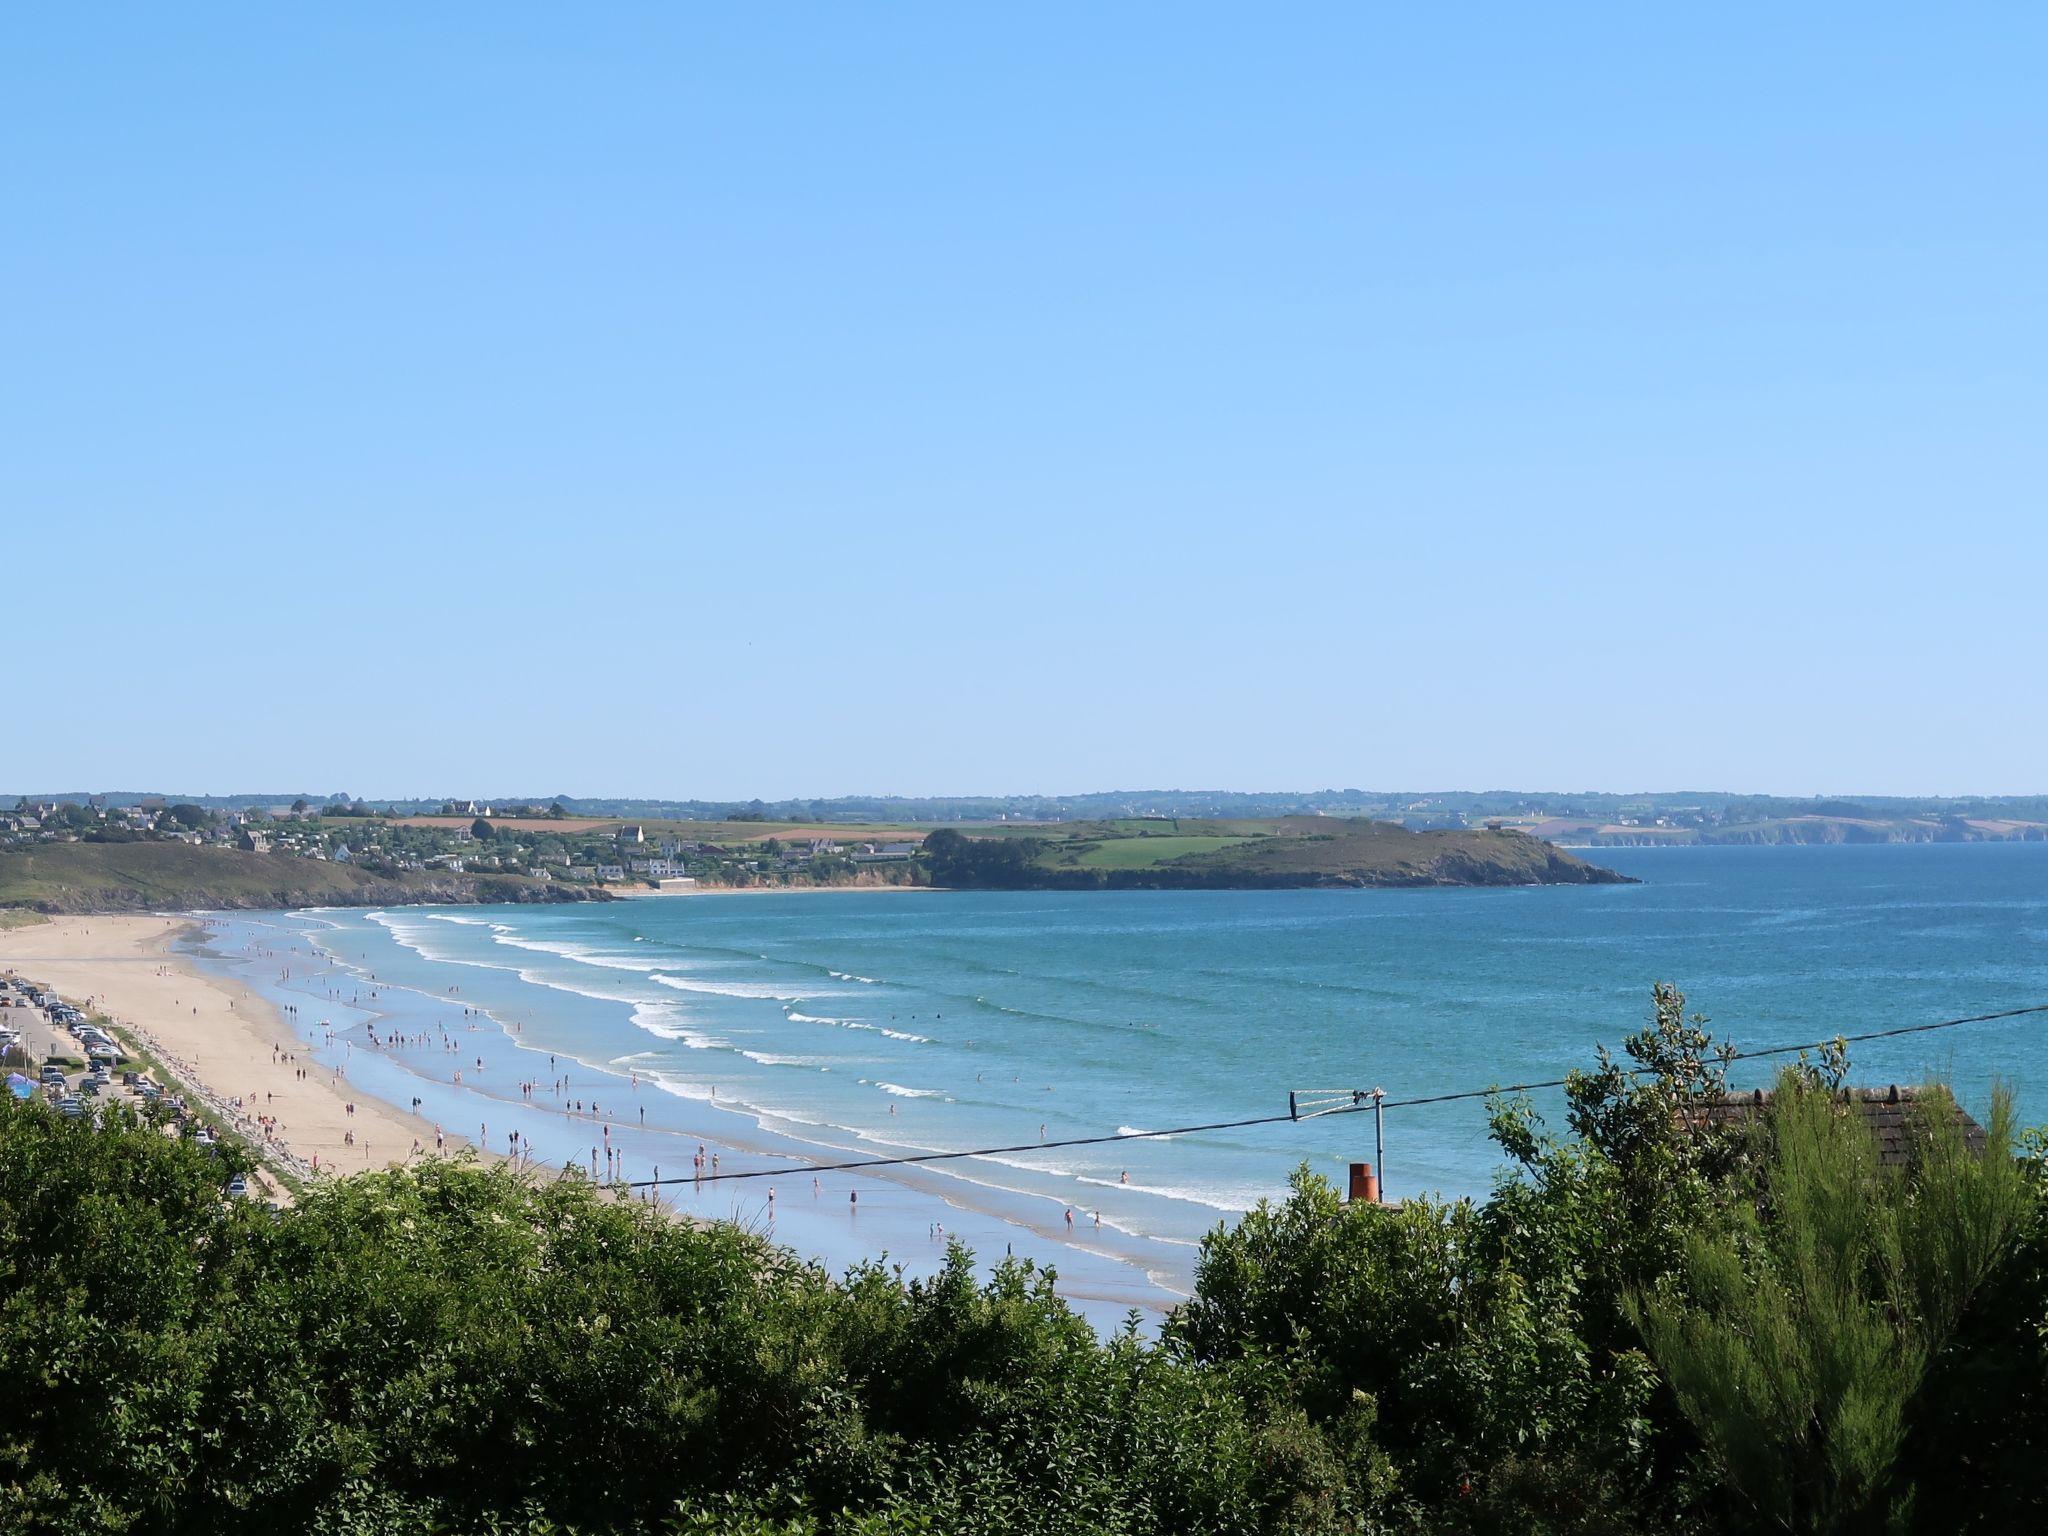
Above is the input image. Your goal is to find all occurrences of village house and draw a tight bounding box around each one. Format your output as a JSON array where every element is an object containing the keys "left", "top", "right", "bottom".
[{"left": 853, "top": 841, "right": 919, "bottom": 862}]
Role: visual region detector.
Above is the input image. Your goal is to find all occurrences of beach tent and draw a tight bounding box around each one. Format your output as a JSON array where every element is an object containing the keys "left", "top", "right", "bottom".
[{"left": 6, "top": 1074, "right": 33, "bottom": 1100}]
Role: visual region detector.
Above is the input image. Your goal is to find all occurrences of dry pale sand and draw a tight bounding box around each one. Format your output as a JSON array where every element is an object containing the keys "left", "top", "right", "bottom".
[
  {"left": 0, "top": 915, "right": 439, "bottom": 1187},
  {"left": 605, "top": 880, "right": 936, "bottom": 898}
]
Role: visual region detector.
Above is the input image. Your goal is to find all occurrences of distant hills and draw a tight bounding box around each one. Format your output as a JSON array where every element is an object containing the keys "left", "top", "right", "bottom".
[
  {"left": 0, "top": 842, "right": 599, "bottom": 915},
  {"left": 14, "top": 788, "right": 2048, "bottom": 835}
]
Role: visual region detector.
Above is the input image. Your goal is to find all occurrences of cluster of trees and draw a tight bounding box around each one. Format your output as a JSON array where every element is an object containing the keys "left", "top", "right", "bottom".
[
  {"left": 920, "top": 828, "right": 1048, "bottom": 887},
  {"left": 1, "top": 987, "right": 2042, "bottom": 1534}
]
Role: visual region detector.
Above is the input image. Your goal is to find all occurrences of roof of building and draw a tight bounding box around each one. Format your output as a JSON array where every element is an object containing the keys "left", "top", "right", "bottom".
[{"left": 1687, "top": 1084, "right": 1987, "bottom": 1167}]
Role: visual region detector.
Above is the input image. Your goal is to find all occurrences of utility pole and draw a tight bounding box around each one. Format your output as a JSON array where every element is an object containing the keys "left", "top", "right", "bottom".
[{"left": 1373, "top": 1088, "right": 1385, "bottom": 1200}]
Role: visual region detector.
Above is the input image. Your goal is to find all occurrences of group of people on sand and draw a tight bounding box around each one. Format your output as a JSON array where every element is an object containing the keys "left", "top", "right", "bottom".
[{"left": 210, "top": 925, "right": 1140, "bottom": 1263}]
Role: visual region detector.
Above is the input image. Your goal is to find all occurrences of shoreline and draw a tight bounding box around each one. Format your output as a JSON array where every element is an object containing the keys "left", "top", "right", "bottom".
[
  {"left": 605, "top": 881, "right": 941, "bottom": 898},
  {"left": 0, "top": 915, "right": 441, "bottom": 1188},
  {"left": 183, "top": 908, "right": 1191, "bottom": 1326}
]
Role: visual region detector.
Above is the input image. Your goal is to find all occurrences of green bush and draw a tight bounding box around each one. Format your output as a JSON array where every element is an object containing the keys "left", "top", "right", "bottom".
[{"left": 0, "top": 987, "right": 2041, "bottom": 1535}]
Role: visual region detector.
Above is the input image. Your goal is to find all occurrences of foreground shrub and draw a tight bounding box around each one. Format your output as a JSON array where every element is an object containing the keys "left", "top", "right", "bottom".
[{"left": 0, "top": 986, "right": 2040, "bottom": 1535}]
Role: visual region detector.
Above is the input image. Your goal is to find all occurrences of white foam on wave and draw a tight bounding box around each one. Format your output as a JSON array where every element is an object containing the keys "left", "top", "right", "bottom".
[
  {"left": 829, "top": 970, "right": 881, "bottom": 984},
  {"left": 740, "top": 1051, "right": 828, "bottom": 1068},
  {"left": 629, "top": 1003, "right": 724, "bottom": 1051},
  {"left": 1075, "top": 1174, "right": 1256, "bottom": 1213},
  {"left": 655, "top": 973, "right": 821, "bottom": 1001},
  {"left": 869, "top": 1080, "right": 945, "bottom": 1100},
  {"left": 491, "top": 933, "right": 662, "bottom": 972},
  {"left": 370, "top": 913, "right": 665, "bottom": 1012},
  {"left": 644, "top": 1073, "right": 718, "bottom": 1104},
  {"left": 1116, "top": 1126, "right": 1172, "bottom": 1141},
  {"left": 784, "top": 1008, "right": 929, "bottom": 1043},
  {"left": 365, "top": 910, "right": 470, "bottom": 964}
]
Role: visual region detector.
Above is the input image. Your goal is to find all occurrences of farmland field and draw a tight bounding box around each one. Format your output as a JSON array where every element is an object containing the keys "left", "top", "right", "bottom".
[{"left": 1059, "top": 836, "right": 1255, "bottom": 870}]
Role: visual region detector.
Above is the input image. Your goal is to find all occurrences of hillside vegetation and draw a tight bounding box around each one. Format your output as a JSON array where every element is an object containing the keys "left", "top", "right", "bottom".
[
  {"left": 924, "top": 818, "right": 1629, "bottom": 890},
  {"left": 0, "top": 841, "right": 597, "bottom": 914}
]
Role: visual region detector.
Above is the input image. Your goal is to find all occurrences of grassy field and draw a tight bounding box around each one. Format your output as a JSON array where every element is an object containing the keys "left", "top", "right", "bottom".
[{"left": 1058, "top": 835, "right": 1255, "bottom": 870}]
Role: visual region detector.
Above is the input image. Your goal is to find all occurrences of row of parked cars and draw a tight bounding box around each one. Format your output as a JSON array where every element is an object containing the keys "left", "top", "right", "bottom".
[
  {"left": 1, "top": 976, "right": 49, "bottom": 1071},
  {"left": 2, "top": 974, "right": 252, "bottom": 1195},
  {"left": 6, "top": 974, "right": 184, "bottom": 1121}
]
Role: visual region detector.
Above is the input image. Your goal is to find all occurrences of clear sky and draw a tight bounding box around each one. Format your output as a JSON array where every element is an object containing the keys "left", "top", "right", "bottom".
[{"left": 6, "top": 7, "right": 2044, "bottom": 800}]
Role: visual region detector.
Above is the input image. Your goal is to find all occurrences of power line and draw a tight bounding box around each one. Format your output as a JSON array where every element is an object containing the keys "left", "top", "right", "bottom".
[{"left": 625, "top": 1000, "right": 2048, "bottom": 1190}]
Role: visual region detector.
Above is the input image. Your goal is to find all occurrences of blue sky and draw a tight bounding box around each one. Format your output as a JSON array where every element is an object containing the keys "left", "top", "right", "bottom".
[{"left": 6, "top": 7, "right": 2043, "bottom": 799}]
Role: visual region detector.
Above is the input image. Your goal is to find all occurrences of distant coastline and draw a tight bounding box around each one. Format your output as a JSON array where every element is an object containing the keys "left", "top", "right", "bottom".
[{"left": 2, "top": 817, "right": 1629, "bottom": 915}]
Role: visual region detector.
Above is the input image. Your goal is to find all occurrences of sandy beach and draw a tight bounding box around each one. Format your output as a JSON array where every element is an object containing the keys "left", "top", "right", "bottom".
[
  {"left": 2, "top": 907, "right": 1188, "bottom": 1321},
  {"left": 0, "top": 915, "right": 437, "bottom": 1186},
  {"left": 606, "top": 880, "right": 939, "bottom": 898}
]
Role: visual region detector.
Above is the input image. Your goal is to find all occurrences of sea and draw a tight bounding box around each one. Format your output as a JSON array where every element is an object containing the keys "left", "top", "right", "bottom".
[{"left": 187, "top": 844, "right": 2048, "bottom": 1323}]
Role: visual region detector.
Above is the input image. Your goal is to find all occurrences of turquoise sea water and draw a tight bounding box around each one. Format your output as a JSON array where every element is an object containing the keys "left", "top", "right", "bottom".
[{"left": 194, "top": 845, "right": 2048, "bottom": 1312}]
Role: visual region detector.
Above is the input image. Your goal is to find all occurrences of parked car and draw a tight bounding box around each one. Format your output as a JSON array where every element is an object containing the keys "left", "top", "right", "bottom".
[{"left": 225, "top": 1175, "right": 249, "bottom": 1198}]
